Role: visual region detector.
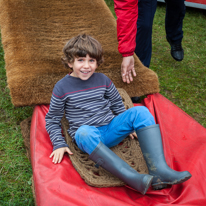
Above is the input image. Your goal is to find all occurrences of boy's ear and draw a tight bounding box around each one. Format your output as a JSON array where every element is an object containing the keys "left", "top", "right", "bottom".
[{"left": 68, "top": 62, "right": 73, "bottom": 68}]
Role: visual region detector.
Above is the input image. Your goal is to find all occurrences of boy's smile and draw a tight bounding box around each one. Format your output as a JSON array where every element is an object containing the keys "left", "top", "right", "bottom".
[{"left": 68, "top": 54, "right": 98, "bottom": 80}]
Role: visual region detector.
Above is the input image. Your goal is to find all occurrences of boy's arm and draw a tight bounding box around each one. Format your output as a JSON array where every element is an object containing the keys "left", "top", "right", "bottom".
[
  {"left": 105, "top": 79, "right": 126, "bottom": 115},
  {"left": 45, "top": 92, "right": 69, "bottom": 151}
]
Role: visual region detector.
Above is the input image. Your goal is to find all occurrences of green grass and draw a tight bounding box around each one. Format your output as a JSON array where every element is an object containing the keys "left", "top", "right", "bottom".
[
  {"left": 0, "top": 35, "right": 34, "bottom": 205},
  {"left": 152, "top": 3, "right": 206, "bottom": 126},
  {"left": 0, "top": 2, "right": 206, "bottom": 205}
]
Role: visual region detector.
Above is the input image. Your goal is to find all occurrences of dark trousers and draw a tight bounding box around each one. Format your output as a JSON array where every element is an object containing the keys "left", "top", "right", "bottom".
[
  {"left": 165, "top": 0, "right": 186, "bottom": 44},
  {"left": 135, "top": 0, "right": 186, "bottom": 67}
]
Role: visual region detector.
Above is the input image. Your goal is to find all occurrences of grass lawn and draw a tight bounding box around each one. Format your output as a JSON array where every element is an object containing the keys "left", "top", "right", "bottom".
[{"left": 0, "top": 1, "right": 205, "bottom": 205}]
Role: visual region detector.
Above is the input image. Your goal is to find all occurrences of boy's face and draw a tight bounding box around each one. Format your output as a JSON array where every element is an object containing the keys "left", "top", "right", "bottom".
[{"left": 68, "top": 54, "right": 98, "bottom": 81}]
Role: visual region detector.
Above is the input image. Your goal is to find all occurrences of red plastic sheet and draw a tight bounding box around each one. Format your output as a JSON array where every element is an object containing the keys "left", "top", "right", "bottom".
[{"left": 30, "top": 93, "right": 206, "bottom": 206}]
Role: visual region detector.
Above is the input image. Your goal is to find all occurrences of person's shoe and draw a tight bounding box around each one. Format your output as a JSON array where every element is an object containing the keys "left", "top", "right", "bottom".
[{"left": 167, "top": 37, "right": 184, "bottom": 61}]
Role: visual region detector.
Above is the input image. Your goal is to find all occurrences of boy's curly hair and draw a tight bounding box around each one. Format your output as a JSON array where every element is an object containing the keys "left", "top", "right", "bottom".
[{"left": 62, "top": 34, "right": 104, "bottom": 69}]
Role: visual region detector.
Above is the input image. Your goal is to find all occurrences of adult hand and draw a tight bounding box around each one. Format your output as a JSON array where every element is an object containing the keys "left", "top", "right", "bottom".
[
  {"left": 50, "top": 147, "right": 73, "bottom": 164},
  {"left": 121, "top": 56, "right": 136, "bottom": 83}
]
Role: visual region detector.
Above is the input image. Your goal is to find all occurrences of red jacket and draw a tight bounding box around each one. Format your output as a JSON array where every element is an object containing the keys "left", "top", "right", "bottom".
[{"left": 114, "top": 0, "right": 138, "bottom": 57}]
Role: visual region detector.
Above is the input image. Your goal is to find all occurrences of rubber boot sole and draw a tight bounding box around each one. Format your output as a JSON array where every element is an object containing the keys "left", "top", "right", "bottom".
[{"left": 152, "top": 173, "right": 192, "bottom": 190}]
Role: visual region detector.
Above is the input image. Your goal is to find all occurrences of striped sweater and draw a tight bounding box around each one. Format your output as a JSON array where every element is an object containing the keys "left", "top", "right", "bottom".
[{"left": 45, "top": 73, "right": 126, "bottom": 151}]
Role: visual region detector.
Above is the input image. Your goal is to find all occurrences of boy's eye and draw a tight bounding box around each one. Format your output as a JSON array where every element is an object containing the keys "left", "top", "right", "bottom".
[
  {"left": 90, "top": 59, "right": 95, "bottom": 62},
  {"left": 78, "top": 59, "right": 83, "bottom": 62}
]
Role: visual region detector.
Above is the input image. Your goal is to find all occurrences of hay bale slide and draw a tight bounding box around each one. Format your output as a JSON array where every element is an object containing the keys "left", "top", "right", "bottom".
[{"left": 0, "top": 0, "right": 206, "bottom": 205}]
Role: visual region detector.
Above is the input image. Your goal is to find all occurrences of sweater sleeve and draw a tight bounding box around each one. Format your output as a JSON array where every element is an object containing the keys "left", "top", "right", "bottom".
[
  {"left": 114, "top": 0, "right": 138, "bottom": 57},
  {"left": 45, "top": 88, "right": 69, "bottom": 151},
  {"left": 104, "top": 76, "right": 126, "bottom": 115}
]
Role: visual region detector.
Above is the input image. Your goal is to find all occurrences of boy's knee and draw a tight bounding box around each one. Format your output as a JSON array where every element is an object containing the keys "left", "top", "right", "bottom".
[
  {"left": 132, "top": 106, "right": 149, "bottom": 115},
  {"left": 133, "top": 106, "right": 154, "bottom": 122},
  {"left": 75, "top": 125, "right": 91, "bottom": 145},
  {"left": 75, "top": 125, "right": 101, "bottom": 146},
  {"left": 138, "top": 106, "right": 150, "bottom": 114},
  {"left": 76, "top": 125, "right": 90, "bottom": 138}
]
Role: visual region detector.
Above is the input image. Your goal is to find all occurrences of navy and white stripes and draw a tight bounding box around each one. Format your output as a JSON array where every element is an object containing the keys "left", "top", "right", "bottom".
[{"left": 45, "top": 73, "right": 126, "bottom": 151}]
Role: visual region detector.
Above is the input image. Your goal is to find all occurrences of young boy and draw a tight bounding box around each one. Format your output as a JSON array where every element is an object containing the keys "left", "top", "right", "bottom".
[{"left": 45, "top": 34, "right": 191, "bottom": 195}]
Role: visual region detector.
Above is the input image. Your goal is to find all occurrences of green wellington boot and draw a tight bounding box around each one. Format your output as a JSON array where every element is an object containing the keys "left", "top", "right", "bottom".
[
  {"left": 89, "top": 142, "right": 153, "bottom": 194},
  {"left": 136, "top": 124, "right": 191, "bottom": 190}
]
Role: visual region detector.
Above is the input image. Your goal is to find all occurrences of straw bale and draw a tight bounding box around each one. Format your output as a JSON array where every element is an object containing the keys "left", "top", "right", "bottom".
[{"left": 0, "top": 0, "right": 159, "bottom": 106}]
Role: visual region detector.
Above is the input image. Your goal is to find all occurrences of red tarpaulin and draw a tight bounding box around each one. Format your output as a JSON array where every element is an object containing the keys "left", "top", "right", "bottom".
[{"left": 30, "top": 93, "right": 206, "bottom": 206}]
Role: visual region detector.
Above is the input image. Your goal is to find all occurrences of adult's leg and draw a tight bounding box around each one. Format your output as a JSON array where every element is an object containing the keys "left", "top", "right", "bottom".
[
  {"left": 165, "top": 0, "right": 186, "bottom": 61},
  {"left": 135, "top": 0, "right": 157, "bottom": 67},
  {"left": 165, "top": 0, "right": 186, "bottom": 44}
]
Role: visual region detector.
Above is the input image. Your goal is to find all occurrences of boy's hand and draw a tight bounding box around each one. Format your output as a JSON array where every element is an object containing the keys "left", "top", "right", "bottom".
[
  {"left": 121, "top": 56, "right": 136, "bottom": 84},
  {"left": 50, "top": 147, "right": 73, "bottom": 164},
  {"left": 129, "top": 132, "right": 137, "bottom": 140}
]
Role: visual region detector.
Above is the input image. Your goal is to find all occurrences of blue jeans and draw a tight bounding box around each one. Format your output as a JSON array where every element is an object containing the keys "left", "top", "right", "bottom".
[{"left": 74, "top": 106, "right": 155, "bottom": 155}]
